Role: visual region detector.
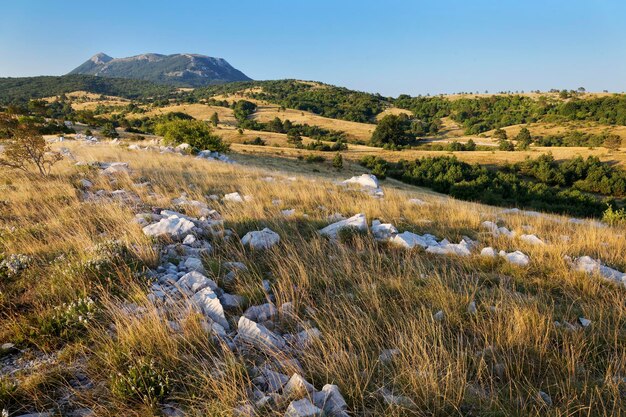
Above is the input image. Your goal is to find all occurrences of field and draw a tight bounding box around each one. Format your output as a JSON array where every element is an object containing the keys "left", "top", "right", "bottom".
[{"left": 1, "top": 140, "right": 625, "bottom": 416}]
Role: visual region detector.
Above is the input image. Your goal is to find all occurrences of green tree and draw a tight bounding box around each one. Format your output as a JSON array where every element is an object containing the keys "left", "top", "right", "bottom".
[
  {"left": 515, "top": 127, "right": 532, "bottom": 150},
  {"left": 370, "top": 114, "right": 414, "bottom": 147},
  {"left": 287, "top": 129, "right": 302, "bottom": 145},
  {"left": 209, "top": 112, "right": 219, "bottom": 127},
  {"left": 155, "top": 119, "right": 228, "bottom": 152},
  {"left": 233, "top": 100, "right": 257, "bottom": 121},
  {"left": 0, "top": 117, "right": 62, "bottom": 177},
  {"left": 493, "top": 128, "right": 508, "bottom": 140},
  {"left": 101, "top": 122, "right": 119, "bottom": 139},
  {"left": 332, "top": 153, "right": 343, "bottom": 170}
]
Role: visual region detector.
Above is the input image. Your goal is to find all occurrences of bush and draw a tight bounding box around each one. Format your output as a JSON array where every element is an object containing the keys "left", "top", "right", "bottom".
[
  {"left": 110, "top": 358, "right": 170, "bottom": 407},
  {"left": 39, "top": 297, "right": 97, "bottom": 339},
  {"left": 602, "top": 205, "right": 626, "bottom": 225},
  {"left": 243, "top": 137, "right": 266, "bottom": 146},
  {"left": 155, "top": 119, "right": 229, "bottom": 152},
  {"left": 332, "top": 153, "right": 343, "bottom": 170},
  {"left": 304, "top": 154, "right": 325, "bottom": 163}
]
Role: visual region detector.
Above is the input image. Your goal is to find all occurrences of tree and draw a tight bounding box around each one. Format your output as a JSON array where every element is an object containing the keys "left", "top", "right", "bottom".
[
  {"left": 268, "top": 117, "right": 284, "bottom": 133},
  {"left": 101, "top": 122, "right": 119, "bottom": 138},
  {"left": 0, "top": 117, "right": 62, "bottom": 177},
  {"left": 210, "top": 112, "right": 219, "bottom": 127},
  {"left": 493, "top": 128, "right": 508, "bottom": 140},
  {"left": 370, "top": 114, "right": 414, "bottom": 147},
  {"left": 155, "top": 119, "right": 229, "bottom": 152},
  {"left": 233, "top": 100, "right": 257, "bottom": 121},
  {"left": 332, "top": 153, "right": 343, "bottom": 170},
  {"left": 498, "top": 140, "right": 515, "bottom": 151},
  {"left": 465, "top": 139, "right": 477, "bottom": 151},
  {"left": 515, "top": 127, "right": 532, "bottom": 150},
  {"left": 287, "top": 129, "right": 302, "bottom": 145}
]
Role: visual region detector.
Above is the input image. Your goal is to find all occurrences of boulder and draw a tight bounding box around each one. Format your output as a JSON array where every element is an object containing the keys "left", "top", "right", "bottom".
[
  {"left": 567, "top": 255, "right": 626, "bottom": 285},
  {"left": 480, "top": 247, "right": 497, "bottom": 257},
  {"left": 177, "top": 271, "right": 216, "bottom": 294},
  {"left": 520, "top": 234, "right": 545, "bottom": 246},
  {"left": 143, "top": 216, "right": 195, "bottom": 240},
  {"left": 223, "top": 192, "right": 244, "bottom": 203},
  {"left": 192, "top": 287, "right": 229, "bottom": 330},
  {"left": 342, "top": 174, "right": 379, "bottom": 189},
  {"left": 285, "top": 399, "right": 323, "bottom": 417},
  {"left": 319, "top": 213, "right": 367, "bottom": 239},
  {"left": 283, "top": 373, "right": 315, "bottom": 397},
  {"left": 498, "top": 250, "right": 530, "bottom": 266},
  {"left": 244, "top": 303, "right": 277, "bottom": 322},
  {"left": 237, "top": 316, "right": 286, "bottom": 353},
  {"left": 425, "top": 239, "right": 472, "bottom": 256},
  {"left": 241, "top": 228, "right": 280, "bottom": 250},
  {"left": 371, "top": 220, "right": 398, "bottom": 241},
  {"left": 389, "top": 231, "right": 438, "bottom": 249},
  {"left": 183, "top": 257, "right": 206, "bottom": 274},
  {"left": 101, "top": 162, "right": 129, "bottom": 175}
]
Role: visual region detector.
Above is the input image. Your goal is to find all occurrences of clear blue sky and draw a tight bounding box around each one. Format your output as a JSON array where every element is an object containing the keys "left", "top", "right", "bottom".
[{"left": 1, "top": 0, "right": 625, "bottom": 97}]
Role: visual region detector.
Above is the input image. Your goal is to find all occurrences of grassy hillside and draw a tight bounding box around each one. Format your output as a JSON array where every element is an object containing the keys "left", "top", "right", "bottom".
[{"left": 0, "top": 142, "right": 624, "bottom": 416}]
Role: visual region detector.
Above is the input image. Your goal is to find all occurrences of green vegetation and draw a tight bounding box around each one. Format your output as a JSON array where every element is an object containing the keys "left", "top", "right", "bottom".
[
  {"left": 370, "top": 114, "right": 416, "bottom": 148},
  {"left": 533, "top": 130, "right": 622, "bottom": 148},
  {"left": 154, "top": 119, "right": 229, "bottom": 152},
  {"left": 0, "top": 74, "right": 173, "bottom": 104},
  {"left": 360, "top": 154, "right": 624, "bottom": 217}
]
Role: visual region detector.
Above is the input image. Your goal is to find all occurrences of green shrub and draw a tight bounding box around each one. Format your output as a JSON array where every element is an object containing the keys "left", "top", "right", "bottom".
[
  {"left": 39, "top": 297, "right": 97, "bottom": 339},
  {"left": 602, "top": 205, "right": 626, "bottom": 225},
  {"left": 110, "top": 358, "right": 170, "bottom": 407},
  {"left": 155, "top": 119, "right": 228, "bottom": 152},
  {"left": 304, "top": 154, "right": 325, "bottom": 163}
]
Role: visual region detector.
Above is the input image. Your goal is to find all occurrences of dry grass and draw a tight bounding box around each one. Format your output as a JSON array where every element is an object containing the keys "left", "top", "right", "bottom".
[{"left": 0, "top": 143, "right": 625, "bottom": 416}]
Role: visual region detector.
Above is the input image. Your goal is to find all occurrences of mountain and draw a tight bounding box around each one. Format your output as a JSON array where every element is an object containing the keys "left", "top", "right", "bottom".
[{"left": 68, "top": 53, "right": 252, "bottom": 87}]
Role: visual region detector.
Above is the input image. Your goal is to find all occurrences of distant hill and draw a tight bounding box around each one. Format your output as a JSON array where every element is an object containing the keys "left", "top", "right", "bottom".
[
  {"left": 0, "top": 74, "right": 173, "bottom": 104},
  {"left": 69, "top": 53, "right": 252, "bottom": 87}
]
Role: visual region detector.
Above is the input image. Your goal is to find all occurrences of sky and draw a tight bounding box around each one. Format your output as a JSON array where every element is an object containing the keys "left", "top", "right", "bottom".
[{"left": 1, "top": 0, "right": 625, "bottom": 97}]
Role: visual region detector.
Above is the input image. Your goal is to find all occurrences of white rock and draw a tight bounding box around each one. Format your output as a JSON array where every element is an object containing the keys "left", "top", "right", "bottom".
[
  {"left": 389, "top": 231, "right": 438, "bottom": 249},
  {"left": 295, "top": 327, "right": 321, "bottom": 348},
  {"left": 480, "top": 247, "right": 497, "bottom": 257},
  {"left": 192, "top": 287, "right": 229, "bottom": 330},
  {"left": 568, "top": 255, "right": 626, "bottom": 285},
  {"left": 579, "top": 317, "right": 592, "bottom": 328},
  {"left": 261, "top": 367, "right": 290, "bottom": 392},
  {"left": 285, "top": 399, "right": 323, "bottom": 417},
  {"left": 520, "top": 234, "right": 545, "bottom": 246},
  {"left": 482, "top": 221, "right": 515, "bottom": 238},
  {"left": 433, "top": 310, "right": 444, "bottom": 321},
  {"left": 371, "top": 220, "right": 398, "bottom": 241},
  {"left": 184, "top": 257, "right": 206, "bottom": 274},
  {"left": 241, "top": 228, "right": 280, "bottom": 250},
  {"left": 379, "top": 348, "right": 401, "bottom": 364},
  {"left": 319, "top": 384, "right": 348, "bottom": 416},
  {"left": 283, "top": 374, "right": 315, "bottom": 397},
  {"left": 342, "top": 174, "right": 379, "bottom": 189},
  {"left": 281, "top": 209, "right": 296, "bottom": 217},
  {"left": 408, "top": 198, "right": 427, "bottom": 206},
  {"left": 177, "top": 271, "right": 216, "bottom": 294},
  {"left": 102, "top": 162, "right": 129, "bottom": 175},
  {"left": 143, "top": 216, "right": 195, "bottom": 240},
  {"left": 223, "top": 192, "right": 244, "bottom": 203},
  {"left": 182, "top": 234, "right": 196, "bottom": 245},
  {"left": 79, "top": 179, "right": 93, "bottom": 189},
  {"left": 237, "top": 316, "right": 286, "bottom": 352},
  {"left": 319, "top": 213, "right": 367, "bottom": 239},
  {"left": 425, "top": 239, "right": 472, "bottom": 256},
  {"left": 244, "top": 303, "right": 277, "bottom": 322},
  {"left": 467, "top": 301, "right": 477, "bottom": 314},
  {"left": 498, "top": 250, "right": 530, "bottom": 266}
]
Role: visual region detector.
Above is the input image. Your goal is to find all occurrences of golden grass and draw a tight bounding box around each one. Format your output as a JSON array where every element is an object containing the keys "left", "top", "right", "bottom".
[{"left": 0, "top": 143, "right": 625, "bottom": 415}]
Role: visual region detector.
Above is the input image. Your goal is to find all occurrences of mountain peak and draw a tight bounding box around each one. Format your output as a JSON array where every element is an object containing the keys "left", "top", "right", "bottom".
[
  {"left": 69, "top": 52, "right": 251, "bottom": 87},
  {"left": 90, "top": 52, "right": 113, "bottom": 65}
]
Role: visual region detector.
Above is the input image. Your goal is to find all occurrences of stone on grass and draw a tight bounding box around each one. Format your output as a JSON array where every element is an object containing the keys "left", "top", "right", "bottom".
[
  {"left": 389, "top": 231, "right": 438, "bottom": 249},
  {"left": 285, "top": 398, "right": 323, "bottom": 417},
  {"left": 177, "top": 271, "right": 216, "bottom": 294},
  {"left": 143, "top": 216, "right": 195, "bottom": 240},
  {"left": 223, "top": 192, "right": 244, "bottom": 203},
  {"left": 425, "top": 239, "right": 472, "bottom": 257},
  {"left": 567, "top": 255, "right": 626, "bottom": 286},
  {"left": 192, "top": 287, "right": 229, "bottom": 330},
  {"left": 295, "top": 327, "right": 321, "bottom": 348},
  {"left": 241, "top": 228, "right": 280, "bottom": 250},
  {"left": 237, "top": 316, "right": 286, "bottom": 353},
  {"left": 579, "top": 317, "right": 592, "bottom": 328},
  {"left": 467, "top": 301, "right": 477, "bottom": 314},
  {"left": 520, "top": 234, "right": 545, "bottom": 246},
  {"left": 371, "top": 220, "right": 398, "bottom": 241},
  {"left": 342, "top": 174, "right": 379, "bottom": 189},
  {"left": 102, "top": 162, "right": 129, "bottom": 175},
  {"left": 498, "top": 250, "right": 530, "bottom": 266},
  {"left": 261, "top": 367, "right": 290, "bottom": 393},
  {"left": 319, "top": 213, "right": 367, "bottom": 239},
  {"left": 379, "top": 348, "right": 401, "bottom": 364},
  {"left": 539, "top": 391, "right": 553, "bottom": 406},
  {"left": 283, "top": 373, "right": 315, "bottom": 397},
  {"left": 282, "top": 209, "right": 296, "bottom": 217},
  {"left": 433, "top": 310, "right": 444, "bottom": 321},
  {"left": 408, "top": 198, "right": 427, "bottom": 205},
  {"left": 244, "top": 303, "right": 277, "bottom": 322},
  {"left": 183, "top": 257, "right": 206, "bottom": 274},
  {"left": 480, "top": 247, "right": 497, "bottom": 257}
]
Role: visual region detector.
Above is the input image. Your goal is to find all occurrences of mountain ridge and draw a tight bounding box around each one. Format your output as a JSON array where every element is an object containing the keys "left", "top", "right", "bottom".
[{"left": 69, "top": 52, "right": 252, "bottom": 87}]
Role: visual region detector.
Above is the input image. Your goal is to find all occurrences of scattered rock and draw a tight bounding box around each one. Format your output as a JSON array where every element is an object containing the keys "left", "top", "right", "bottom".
[
  {"left": 498, "top": 250, "right": 530, "bottom": 266},
  {"left": 192, "top": 287, "right": 229, "bottom": 330},
  {"left": 223, "top": 192, "right": 244, "bottom": 203},
  {"left": 143, "top": 215, "right": 195, "bottom": 240},
  {"left": 285, "top": 398, "right": 323, "bottom": 417},
  {"left": 237, "top": 316, "right": 286, "bottom": 353},
  {"left": 520, "top": 234, "right": 545, "bottom": 246},
  {"left": 241, "top": 228, "right": 281, "bottom": 250},
  {"left": 283, "top": 373, "right": 315, "bottom": 397},
  {"left": 319, "top": 213, "right": 367, "bottom": 239}
]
